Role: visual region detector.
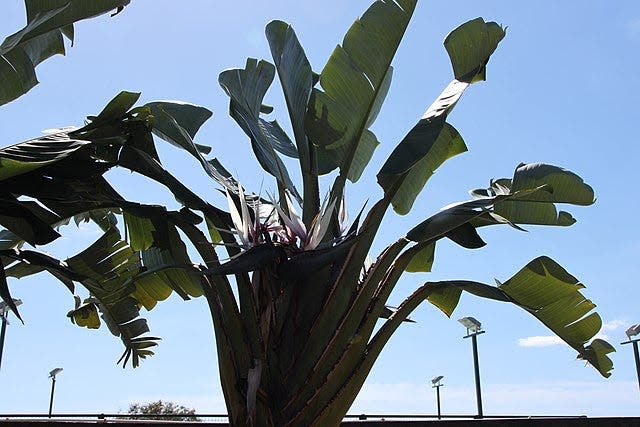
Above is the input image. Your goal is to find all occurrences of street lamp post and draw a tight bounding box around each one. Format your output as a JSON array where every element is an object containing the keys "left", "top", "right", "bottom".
[
  {"left": 459, "top": 316, "right": 485, "bottom": 418},
  {"left": 0, "top": 298, "right": 22, "bottom": 372},
  {"left": 431, "top": 375, "right": 444, "bottom": 419},
  {"left": 48, "top": 367, "right": 63, "bottom": 418},
  {"left": 621, "top": 324, "right": 640, "bottom": 393}
]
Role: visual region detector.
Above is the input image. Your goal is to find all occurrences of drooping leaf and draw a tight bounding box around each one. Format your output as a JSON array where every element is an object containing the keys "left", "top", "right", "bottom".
[
  {"left": 142, "top": 101, "right": 239, "bottom": 190},
  {"left": 20, "top": 30, "right": 65, "bottom": 66},
  {"left": 0, "top": 131, "right": 90, "bottom": 181},
  {"left": 21, "top": 1, "right": 131, "bottom": 43},
  {"left": 0, "top": 258, "right": 22, "bottom": 322},
  {"left": 501, "top": 257, "right": 613, "bottom": 377},
  {"left": 1, "top": 247, "right": 82, "bottom": 292},
  {"left": 67, "top": 302, "right": 100, "bottom": 329},
  {"left": 405, "top": 241, "right": 436, "bottom": 273},
  {"left": 421, "top": 257, "right": 614, "bottom": 378},
  {"left": 122, "top": 211, "right": 203, "bottom": 299},
  {"left": 60, "top": 228, "right": 197, "bottom": 367},
  {"left": 0, "top": 197, "right": 61, "bottom": 246},
  {"left": 0, "top": 1, "right": 131, "bottom": 105},
  {"left": 146, "top": 101, "right": 211, "bottom": 147},
  {"left": 123, "top": 211, "right": 156, "bottom": 251},
  {"left": 316, "top": 253, "right": 608, "bottom": 426}
]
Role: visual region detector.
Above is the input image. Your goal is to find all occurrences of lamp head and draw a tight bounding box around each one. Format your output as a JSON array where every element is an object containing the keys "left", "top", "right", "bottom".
[
  {"left": 626, "top": 324, "right": 640, "bottom": 339},
  {"left": 49, "top": 368, "right": 63, "bottom": 378},
  {"left": 458, "top": 316, "right": 482, "bottom": 333}
]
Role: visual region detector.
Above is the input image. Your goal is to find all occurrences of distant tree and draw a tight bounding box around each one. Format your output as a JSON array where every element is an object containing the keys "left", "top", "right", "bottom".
[{"left": 123, "top": 400, "right": 200, "bottom": 422}]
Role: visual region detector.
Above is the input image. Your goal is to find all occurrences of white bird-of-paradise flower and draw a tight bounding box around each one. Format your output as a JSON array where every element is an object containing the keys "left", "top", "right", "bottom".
[{"left": 225, "top": 183, "right": 345, "bottom": 252}]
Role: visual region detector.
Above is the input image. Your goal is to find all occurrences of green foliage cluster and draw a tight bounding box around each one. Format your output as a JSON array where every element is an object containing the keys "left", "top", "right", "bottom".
[{"left": 122, "top": 400, "right": 200, "bottom": 422}]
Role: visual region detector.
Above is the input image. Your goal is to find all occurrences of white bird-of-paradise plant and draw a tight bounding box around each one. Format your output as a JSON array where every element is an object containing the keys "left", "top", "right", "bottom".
[{"left": 0, "top": 1, "right": 614, "bottom": 426}]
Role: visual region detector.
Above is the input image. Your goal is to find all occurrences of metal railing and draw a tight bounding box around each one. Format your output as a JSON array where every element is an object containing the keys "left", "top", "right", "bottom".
[{"left": 0, "top": 412, "right": 590, "bottom": 423}]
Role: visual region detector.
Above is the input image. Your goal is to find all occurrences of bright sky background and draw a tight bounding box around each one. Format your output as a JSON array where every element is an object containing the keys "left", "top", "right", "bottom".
[{"left": 1, "top": 0, "right": 639, "bottom": 419}]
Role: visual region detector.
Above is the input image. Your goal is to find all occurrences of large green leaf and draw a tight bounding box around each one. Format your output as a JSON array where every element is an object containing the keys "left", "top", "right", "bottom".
[
  {"left": 305, "top": 0, "right": 416, "bottom": 182},
  {"left": 219, "top": 59, "right": 301, "bottom": 200},
  {"left": 1, "top": 236, "right": 165, "bottom": 364},
  {"left": 21, "top": 1, "right": 130, "bottom": 43},
  {"left": 390, "top": 123, "right": 467, "bottom": 215},
  {"left": 0, "top": 4, "right": 67, "bottom": 105},
  {"left": 0, "top": 5, "right": 68, "bottom": 54},
  {"left": 378, "top": 18, "right": 505, "bottom": 214},
  {"left": 63, "top": 228, "right": 200, "bottom": 367},
  {"left": 405, "top": 241, "right": 436, "bottom": 272},
  {"left": 423, "top": 257, "right": 614, "bottom": 377},
  {"left": 265, "top": 20, "right": 313, "bottom": 166},
  {"left": 88, "top": 90, "right": 140, "bottom": 126},
  {"left": 0, "top": 197, "right": 61, "bottom": 246},
  {"left": 145, "top": 101, "right": 212, "bottom": 146},
  {"left": 0, "top": 131, "right": 90, "bottom": 180},
  {"left": 471, "top": 163, "right": 594, "bottom": 227},
  {"left": 142, "top": 101, "right": 236, "bottom": 188},
  {"left": 510, "top": 163, "right": 595, "bottom": 205},
  {"left": 0, "top": 0, "right": 130, "bottom": 106},
  {"left": 407, "top": 163, "right": 594, "bottom": 246},
  {"left": 444, "top": 17, "right": 505, "bottom": 83},
  {"left": 406, "top": 197, "right": 501, "bottom": 243},
  {"left": 266, "top": 20, "right": 320, "bottom": 225},
  {"left": 3, "top": 248, "right": 79, "bottom": 296}
]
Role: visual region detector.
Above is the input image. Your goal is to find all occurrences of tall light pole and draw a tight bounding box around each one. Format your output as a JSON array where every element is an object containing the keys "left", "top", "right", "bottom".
[
  {"left": 431, "top": 375, "right": 444, "bottom": 419},
  {"left": 48, "top": 367, "right": 63, "bottom": 418},
  {"left": 459, "top": 316, "right": 484, "bottom": 418},
  {"left": 0, "top": 298, "right": 22, "bottom": 372},
  {"left": 621, "top": 324, "right": 640, "bottom": 392}
]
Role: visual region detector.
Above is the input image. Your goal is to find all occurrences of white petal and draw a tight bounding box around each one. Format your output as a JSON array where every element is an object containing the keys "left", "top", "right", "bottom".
[
  {"left": 305, "top": 198, "right": 337, "bottom": 250},
  {"left": 226, "top": 188, "right": 249, "bottom": 246},
  {"left": 238, "top": 184, "right": 252, "bottom": 245},
  {"left": 285, "top": 193, "right": 307, "bottom": 238},
  {"left": 338, "top": 195, "right": 349, "bottom": 234}
]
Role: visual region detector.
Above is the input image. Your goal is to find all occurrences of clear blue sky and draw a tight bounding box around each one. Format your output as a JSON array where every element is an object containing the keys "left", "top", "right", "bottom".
[{"left": 1, "top": 0, "right": 639, "bottom": 417}]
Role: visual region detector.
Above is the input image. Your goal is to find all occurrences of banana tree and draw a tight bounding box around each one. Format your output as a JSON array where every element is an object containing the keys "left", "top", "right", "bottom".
[{"left": 0, "top": 1, "right": 614, "bottom": 426}]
